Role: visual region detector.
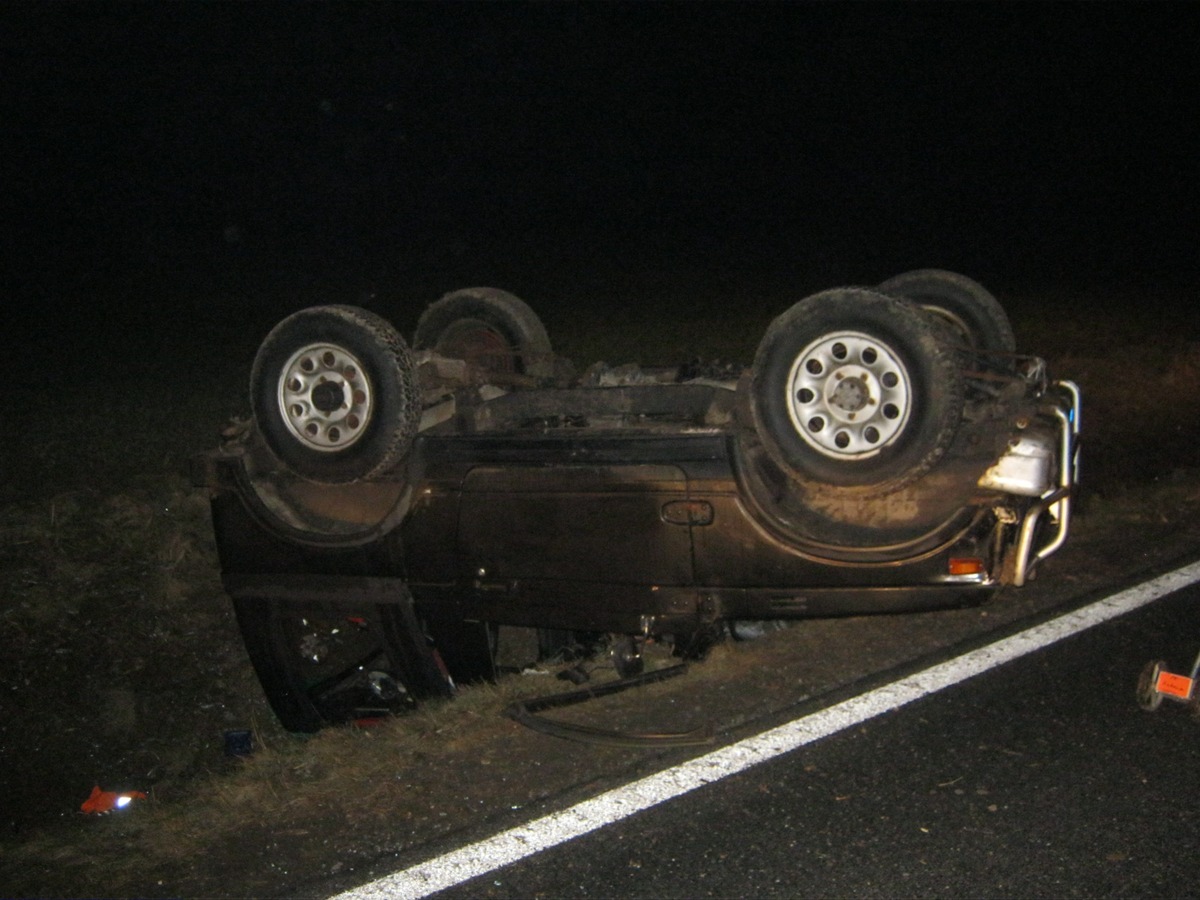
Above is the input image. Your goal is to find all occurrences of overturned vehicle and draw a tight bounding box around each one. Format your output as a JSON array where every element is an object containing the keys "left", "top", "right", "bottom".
[{"left": 198, "top": 270, "right": 1080, "bottom": 732}]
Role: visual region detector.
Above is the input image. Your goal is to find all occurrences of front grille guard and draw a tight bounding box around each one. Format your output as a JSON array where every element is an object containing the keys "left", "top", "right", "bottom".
[{"left": 1011, "top": 380, "right": 1081, "bottom": 586}]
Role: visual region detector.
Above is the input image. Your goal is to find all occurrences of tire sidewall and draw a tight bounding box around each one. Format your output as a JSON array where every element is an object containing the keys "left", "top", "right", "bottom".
[
  {"left": 251, "top": 305, "right": 420, "bottom": 484},
  {"left": 750, "top": 288, "right": 964, "bottom": 493},
  {"left": 877, "top": 268, "right": 1016, "bottom": 358}
]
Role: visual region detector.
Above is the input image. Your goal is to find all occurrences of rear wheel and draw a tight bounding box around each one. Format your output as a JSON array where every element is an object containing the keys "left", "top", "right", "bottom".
[
  {"left": 750, "top": 288, "right": 965, "bottom": 495},
  {"left": 233, "top": 593, "right": 453, "bottom": 732},
  {"left": 250, "top": 305, "right": 421, "bottom": 483},
  {"left": 413, "top": 287, "right": 554, "bottom": 379}
]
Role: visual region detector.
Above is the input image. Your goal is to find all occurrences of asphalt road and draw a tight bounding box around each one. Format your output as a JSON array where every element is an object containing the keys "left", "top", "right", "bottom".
[{"left": 404, "top": 578, "right": 1200, "bottom": 899}]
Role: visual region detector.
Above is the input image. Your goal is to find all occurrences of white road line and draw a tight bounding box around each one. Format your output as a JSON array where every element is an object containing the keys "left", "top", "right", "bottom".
[{"left": 333, "top": 559, "right": 1200, "bottom": 900}]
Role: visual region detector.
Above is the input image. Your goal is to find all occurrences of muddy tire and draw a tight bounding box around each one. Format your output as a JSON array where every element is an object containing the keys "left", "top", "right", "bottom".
[
  {"left": 413, "top": 287, "right": 553, "bottom": 379},
  {"left": 250, "top": 305, "right": 421, "bottom": 484},
  {"left": 877, "top": 269, "right": 1016, "bottom": 364},
  {"left": 232, "top": 593, "right": 453, "bottom": 733},
  {"left": 749, "top": 288, "right": 964, "bottom": 494}
]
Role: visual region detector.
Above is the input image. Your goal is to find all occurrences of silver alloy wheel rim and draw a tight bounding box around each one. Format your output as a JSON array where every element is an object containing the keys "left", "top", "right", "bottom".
[
  {"left": 785, "top": 330, "right": 912, "bottom": 460},
  {"left": 277, "top": 342, "right": 374, "bottom": 453}
]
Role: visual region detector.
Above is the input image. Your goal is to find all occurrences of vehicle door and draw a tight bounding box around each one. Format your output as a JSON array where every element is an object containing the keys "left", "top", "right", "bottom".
[{"left": 455, "top": 463, "right": 695, "bottom": 633}]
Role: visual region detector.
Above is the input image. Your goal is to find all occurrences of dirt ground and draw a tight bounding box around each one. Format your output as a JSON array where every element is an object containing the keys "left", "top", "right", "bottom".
[{"left": 2, "top": 275, "right": 1200, "bottom": 898}]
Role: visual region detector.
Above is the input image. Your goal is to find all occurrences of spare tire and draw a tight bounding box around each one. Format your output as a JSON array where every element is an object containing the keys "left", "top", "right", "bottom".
[
  {"left": 250, "top": 305, "right": 421, "bottom": 484},
  {"left": 413, "top": 287, "right": 554, "bottom": 379},
  {"left": 877, "top": 269, "right": 1016, "bottom": 363},
  {"left": 749, "top": 288, "right": 965, "bottom": 495}
]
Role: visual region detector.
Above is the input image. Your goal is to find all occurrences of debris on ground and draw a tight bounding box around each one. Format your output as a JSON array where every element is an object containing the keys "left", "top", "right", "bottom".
[{"left": 80, "top": 786, "right": 148, "bottom": 815}]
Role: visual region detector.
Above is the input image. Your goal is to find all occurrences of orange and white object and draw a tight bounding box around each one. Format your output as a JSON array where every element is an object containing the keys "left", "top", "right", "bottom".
[
  {"left": 80, "top": 785, "right": 147, "bottom": 815},
  {"left": 1137, "top": 649, "right": 1200, "bottom": 714}
]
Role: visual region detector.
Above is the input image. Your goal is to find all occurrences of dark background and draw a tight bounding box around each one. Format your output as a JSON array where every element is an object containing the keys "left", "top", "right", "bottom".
[{"left": 3, "top": 2, "right": 1198, "bottom": 353}]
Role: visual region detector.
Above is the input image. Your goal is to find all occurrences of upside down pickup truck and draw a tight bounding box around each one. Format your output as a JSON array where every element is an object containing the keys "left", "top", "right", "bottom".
[{"left": 197, "top": 269, "right": 1080, "bottom": 732}]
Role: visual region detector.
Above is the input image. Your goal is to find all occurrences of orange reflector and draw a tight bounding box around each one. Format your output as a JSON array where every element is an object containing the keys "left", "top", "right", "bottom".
[
  {"left": 1155, "top": 670, "right": 1194, "bottom": 700},
  {"left": 948, "top": 557, "right": 984, "bottom": 577}
]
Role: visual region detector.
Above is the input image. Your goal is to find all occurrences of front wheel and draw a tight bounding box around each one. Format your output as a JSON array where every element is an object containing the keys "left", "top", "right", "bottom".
[
  {"left": 232, "top": 593, "right": 454, "bottom": 732},
  {"left": 749, "top": 288, "right": 965, "bottom": 495},
  {"left": 877, "top": 269, "right": 1015, "bottom": 366}
]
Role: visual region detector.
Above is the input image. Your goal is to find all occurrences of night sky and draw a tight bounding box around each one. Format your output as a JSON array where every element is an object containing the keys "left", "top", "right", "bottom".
[{"left": 3, "top": 2, "right": 1199, "bottom": 337}]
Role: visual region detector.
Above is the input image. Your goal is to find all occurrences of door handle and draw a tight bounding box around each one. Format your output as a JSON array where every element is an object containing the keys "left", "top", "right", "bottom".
[{"left": 661, "top": 500, "right": 714, "bottom": 526}]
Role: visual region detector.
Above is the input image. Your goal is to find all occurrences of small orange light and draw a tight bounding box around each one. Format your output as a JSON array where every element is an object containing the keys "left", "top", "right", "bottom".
[{"left": 948, "top": 557, "right": 984, "bottom": 577}]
